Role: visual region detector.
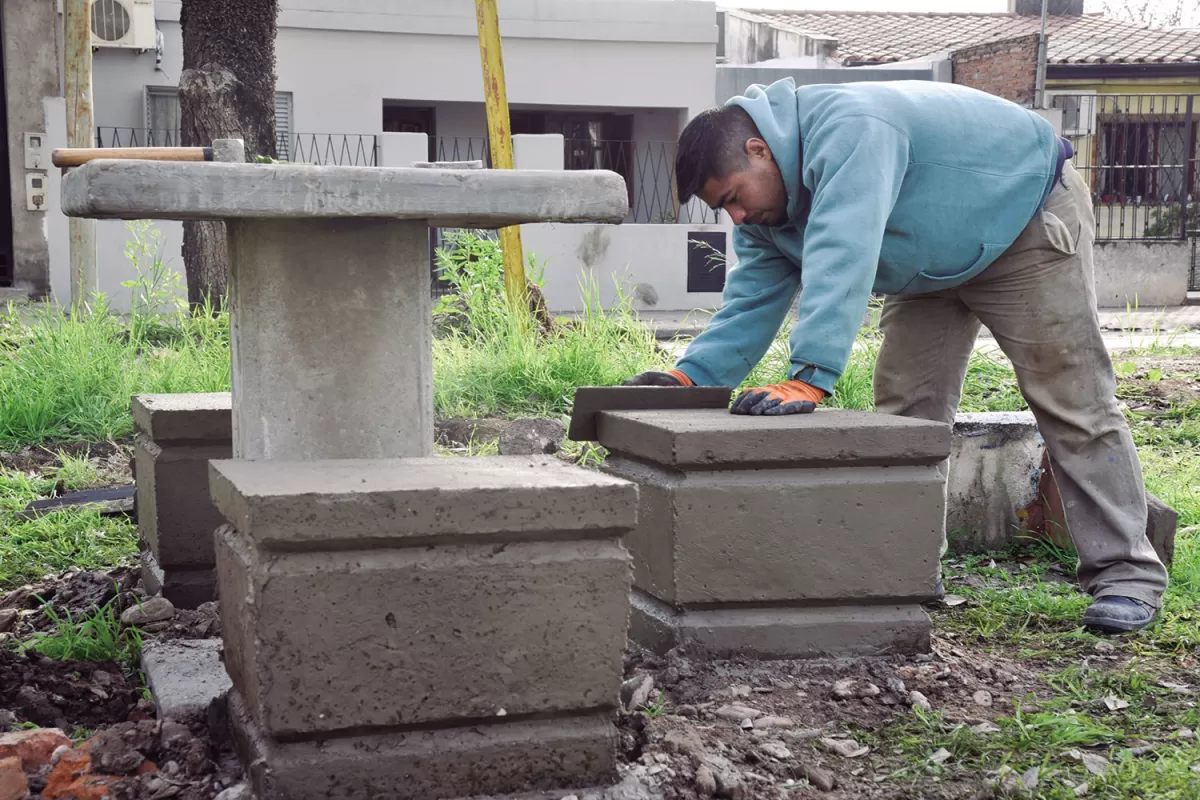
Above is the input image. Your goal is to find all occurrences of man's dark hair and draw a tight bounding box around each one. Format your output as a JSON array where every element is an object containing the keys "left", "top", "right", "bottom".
[{"left": 675, "top": 105, "right": 762, "bottom": 205}]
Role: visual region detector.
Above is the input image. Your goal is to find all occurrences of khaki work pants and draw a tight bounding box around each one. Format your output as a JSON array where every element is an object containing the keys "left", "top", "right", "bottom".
[{"left": 874, "top": 162, "right": 1169, "bottom": 607}]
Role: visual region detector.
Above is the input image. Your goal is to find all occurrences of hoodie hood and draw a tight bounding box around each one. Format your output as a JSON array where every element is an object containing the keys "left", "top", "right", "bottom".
[{"left": 725, "top": 77, "right": 809, "bottom": 223}]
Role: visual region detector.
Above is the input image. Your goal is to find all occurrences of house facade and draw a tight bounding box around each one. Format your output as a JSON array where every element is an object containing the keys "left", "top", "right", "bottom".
[
  {"left": 6, "top": 0, "right": 727, "bottom": 311},
  {"left": 729, "top": 0, "right": 1200, "bottom": 295}
]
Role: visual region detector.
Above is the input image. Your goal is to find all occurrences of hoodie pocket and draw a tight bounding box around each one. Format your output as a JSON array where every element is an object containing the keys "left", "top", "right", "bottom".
[{"left": 901, "top": 242, "right": 1008, "bottom": 294}]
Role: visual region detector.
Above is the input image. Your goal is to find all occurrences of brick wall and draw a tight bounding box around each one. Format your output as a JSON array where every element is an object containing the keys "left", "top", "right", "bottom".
[{"left": 951, "top": 34, "right": 1040, "bottom": 106}]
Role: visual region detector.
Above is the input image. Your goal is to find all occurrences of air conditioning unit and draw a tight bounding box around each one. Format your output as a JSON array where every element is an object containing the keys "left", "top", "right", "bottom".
[
  {"left": 91, "top": 0, "right": 156, "bottom": 50},
  {"left": 1046, "top": 91, "right": 1097, "bottom": 137}
]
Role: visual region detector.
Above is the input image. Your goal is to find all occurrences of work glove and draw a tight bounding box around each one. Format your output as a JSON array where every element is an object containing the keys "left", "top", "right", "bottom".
[
  {"left": 731, "top": 379, "right": 823, "bottom": 416},
  {"left": 622, "top": 369, "right": 695, "bottom": 387}
]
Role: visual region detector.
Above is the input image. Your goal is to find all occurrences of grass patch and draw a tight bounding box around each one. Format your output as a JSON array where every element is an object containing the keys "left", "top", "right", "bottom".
[
  {"left": 431, "top": 231, "right": 668, "bottom": 419},
  {"left": 15, "top": 597, "right": 142, "bottom": 668},
  {"left": 873, "top": 703, "right": 1200, "bottom": 799},
  {"left": 738, "top": 308, "right": 1028, "bottom": 413},
  {"left": 0, "top": 223, "right": 230, "bottom": 446},
  {"left": 0, "top": 467, "right": 138, "bottom": 590}
]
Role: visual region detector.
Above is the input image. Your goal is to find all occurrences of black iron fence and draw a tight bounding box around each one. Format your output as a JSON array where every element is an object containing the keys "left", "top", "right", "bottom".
[
  {"left": 1048, "top": 93, "right": 1199, "bottom": 241},
  {"left": 95, "top": 128, "right": 183, "bottom": 148},
  {"left": 277, "top": 133, "right": 378, "bottom": 166},
  {"left": 95, "top": 128, "right": 378, "bottom": 166},
  {"left": 564, "top": 138, "right": 721, "bottom": 224},
  {"left": 1049, "top": 93, "right": 1200, "bottom": 291},
  {"left": 432, "top": 136, "right": 720, "bottom": 225}
]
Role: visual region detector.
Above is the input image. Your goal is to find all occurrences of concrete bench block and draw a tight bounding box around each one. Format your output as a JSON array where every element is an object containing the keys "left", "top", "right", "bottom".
[
  {"left": 209, "top": 456, "right": 638, "bottom": 800},
  {"left": 598, "top": 409, "right": 951, "bottom": 660},
  {"left": 946, "top": 411, "right": 1043, "bottom": 552},
  {"left": 948, "top": 412, "right": 1177, "bottom": 566},
  {"left": 132, "top": 393, "right": 232, "bottom": 608}
]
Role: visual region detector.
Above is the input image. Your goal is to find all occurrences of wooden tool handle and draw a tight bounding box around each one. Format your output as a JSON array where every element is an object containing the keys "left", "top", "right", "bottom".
[{"left": 52, "top": 146, "right": 214, "bottom": 167}]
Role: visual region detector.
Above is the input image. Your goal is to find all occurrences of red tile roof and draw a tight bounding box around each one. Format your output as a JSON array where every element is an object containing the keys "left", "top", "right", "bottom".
[{"left": 742, "top": 10, "right": 1200, "bottom": 65}]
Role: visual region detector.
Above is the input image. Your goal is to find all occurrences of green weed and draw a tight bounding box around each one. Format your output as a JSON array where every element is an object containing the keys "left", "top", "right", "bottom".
[
  {"left": 431, "top": 232, "right": 668, "bottom": 419},
  {"left": 0, "top": 467, "right": 137, "bottom": 589},
  {"left": 17, "top": 597, "right": 142, "bottom": 668},
  {"left": 0, "top": 224, "right": 230, "bottom": 446}
]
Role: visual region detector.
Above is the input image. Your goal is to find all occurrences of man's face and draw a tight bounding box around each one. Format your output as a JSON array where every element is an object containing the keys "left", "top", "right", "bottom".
[{"left": 698, "top": 138, "right": 788, "bottom": 227}]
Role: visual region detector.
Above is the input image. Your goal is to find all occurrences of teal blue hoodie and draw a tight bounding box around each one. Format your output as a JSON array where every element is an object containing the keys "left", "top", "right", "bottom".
[{"left": 674, "top": 78, "right": 1060, "bottom": 394}]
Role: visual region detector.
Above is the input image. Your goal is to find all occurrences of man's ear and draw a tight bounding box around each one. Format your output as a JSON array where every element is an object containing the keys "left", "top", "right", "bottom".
[{"left": 745, "top": 137, "right": 772, "bottom": 162}]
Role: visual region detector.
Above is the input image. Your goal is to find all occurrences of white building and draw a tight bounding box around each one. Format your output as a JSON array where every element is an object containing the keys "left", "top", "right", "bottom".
[
  {"left": 50, "top": 0, "right": 726, "bottom": 313},
  {"left": 3, "top": 0, "right": 947, "bottom": 314}
]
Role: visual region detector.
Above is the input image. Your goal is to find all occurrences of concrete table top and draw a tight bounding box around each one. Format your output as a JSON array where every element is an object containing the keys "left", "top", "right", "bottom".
[{"left": 61, "top": 159, "right": 629, "bottom": 226}]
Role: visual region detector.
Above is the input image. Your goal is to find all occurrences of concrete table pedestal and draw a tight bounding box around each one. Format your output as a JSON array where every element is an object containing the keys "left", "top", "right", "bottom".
[
  {"left": 63, "top": 156, "right": 635, "bottom": 799},
  {"left": 597, "top": 408, "right": 952, "bottom": 660},
  {"left": 209, "top": 457, "right": 636, "bottom": 800}
]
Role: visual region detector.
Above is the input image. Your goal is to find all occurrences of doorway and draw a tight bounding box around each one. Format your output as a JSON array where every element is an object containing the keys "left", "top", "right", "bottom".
[{"left": 0, "top": 25, "right": 14, "bottom": 287}]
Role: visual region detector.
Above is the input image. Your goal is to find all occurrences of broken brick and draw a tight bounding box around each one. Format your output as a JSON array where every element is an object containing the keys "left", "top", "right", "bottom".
[
  {"left": 0, "top": 728, "right": 72, "bottom": 772},
  {"left": 0, "top": 757, "right": 27, "bottom": 800}
]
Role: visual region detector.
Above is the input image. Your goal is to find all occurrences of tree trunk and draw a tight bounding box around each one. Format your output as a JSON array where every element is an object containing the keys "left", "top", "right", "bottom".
[{"left": 179, "top": 0, "right": 278, "bottom": 312}]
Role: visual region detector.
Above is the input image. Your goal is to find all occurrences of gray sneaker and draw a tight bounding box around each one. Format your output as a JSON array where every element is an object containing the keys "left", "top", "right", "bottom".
[{"left": 1082, "top": 596, "right": 1158, "bottom": 634}]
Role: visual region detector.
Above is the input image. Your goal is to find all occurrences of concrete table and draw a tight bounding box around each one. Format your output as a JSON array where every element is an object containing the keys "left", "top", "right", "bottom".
[
  {"left": 62, "top": 158, "right": 627, "bottom": 460},
  {"left": 63, "top": 157, "right": 639, "bottom": 800}
]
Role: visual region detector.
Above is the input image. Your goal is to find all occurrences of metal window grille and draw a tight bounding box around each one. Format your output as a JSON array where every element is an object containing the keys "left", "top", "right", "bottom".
[{"left": 1047, "top": 93, "right": 1199, "bottom": 242}]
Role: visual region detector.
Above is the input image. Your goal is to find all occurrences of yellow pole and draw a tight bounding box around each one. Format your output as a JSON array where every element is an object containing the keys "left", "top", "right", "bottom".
[
  {"left": 474, "top": 0, "right": 527, "bottom": 312},
  {"left": 65, "top": 0, "right": 97, "bottom": 310}
]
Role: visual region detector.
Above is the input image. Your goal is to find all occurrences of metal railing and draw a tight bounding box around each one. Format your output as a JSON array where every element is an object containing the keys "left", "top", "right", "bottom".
[
  {"left": 433, "top": 136, "right": 721, "bottom": 225},
  {"left": 95, "top": 128, "right": 378, "bottom": 167},
  {"left": 436, "top": 137, "right": 491, "bottom": 166},
  {"left": 1048, "top": 93, "right": 1200, "bottom": 241},
  {"left": 96, "top": 128, "right": 183, "bottom": 148},
  {"left": 563, "top": 138, "right": 722, "bottom": 224},
  {"left": 277, "top": 133, "right": 378, "bottom": 166}
]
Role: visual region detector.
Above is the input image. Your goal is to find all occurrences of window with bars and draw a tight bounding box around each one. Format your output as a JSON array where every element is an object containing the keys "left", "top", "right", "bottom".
[{"left": 143, "top": 87, "right": 293, "bottom": 154}]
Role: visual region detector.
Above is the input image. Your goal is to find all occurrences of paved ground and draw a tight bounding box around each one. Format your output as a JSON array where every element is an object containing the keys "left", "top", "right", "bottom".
[
  {"left": 635, "top": 304, "right": 1200, "bottom": 342},
  {"left": 644, "top": 305, "right": 1200, "bottom": 362}
]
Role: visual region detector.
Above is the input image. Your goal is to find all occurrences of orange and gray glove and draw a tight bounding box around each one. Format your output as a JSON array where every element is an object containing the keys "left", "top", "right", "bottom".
[
  {"left": 622, "top": 369, "right": 695, "bottom": 387},
  {"left": 731, "top": 379, "right": 824, "bottom": 416}
]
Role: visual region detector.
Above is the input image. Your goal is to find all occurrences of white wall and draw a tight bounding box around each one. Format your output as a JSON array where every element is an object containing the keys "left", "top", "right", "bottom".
[
  {"left": 524, "top": 223, "right": 730, "bottom": 314},
  {"left": 75, "top": 0, "right": 718, "bottom": 310},
  {"left": 94, "top": 0, "right": 718, "bottom": 133},
  {"left": 1093, "top": 240, "right": 1191, "bottom": 308}
]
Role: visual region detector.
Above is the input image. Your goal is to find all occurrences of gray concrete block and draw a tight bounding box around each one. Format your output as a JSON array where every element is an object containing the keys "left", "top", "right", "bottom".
[
  {"left": 630, "top": 591, "right": 932, "bottom": 660},
  {"left": 672, "top": 466, "right": 944, "bottom": 604},
  {"left": 225, "top": 218, "right": 435, "bottom": 461},
  {"left": 215, "top": 527, "right": 632, "bottom": 738},
  {"left": 141, "top": 550, "right": 216, "bottom": 609},
  {"left": 141, "top": 638, "right": 232, "bottom": 720},
  {"left": 61, "top": 160, "right": 629, "bottom": 227},
  {"left": 229, "top": 691, "right": 618, "bottom": 800},
  {"left": 132, "top": 393, "right": 232, "bottom": 443},
  {"left": 946, "top": 411, "right": 1043, "bottom": 553},
  {"left": 136, "top": 436, "right": 231, "bottom": 568},
  {"left": 596, "top": 408, "right": 951, "bottom": 468},
  {"left": 209, "top": 456, "right": 637, "bottom": 550},
  {"left": 604, "top": 457, "right": 943, "bottom": 606}
]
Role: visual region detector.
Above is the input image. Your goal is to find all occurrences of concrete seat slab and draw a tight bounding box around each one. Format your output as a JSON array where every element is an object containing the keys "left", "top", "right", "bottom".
[
  {"left": 209, "top": 456, "right": 637, "bottom": 549},
  {"left": 597, "top": 408, "right": 952, "bottom": 468},
  {"left": 61, "top": 160, "right": 628, "bottom": 226}
]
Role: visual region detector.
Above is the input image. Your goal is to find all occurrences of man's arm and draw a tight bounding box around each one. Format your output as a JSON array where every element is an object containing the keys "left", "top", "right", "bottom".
[
  {"left": 786, "top": 114, "right": 910, "bottom": 395},
  {"left": 672, "top": 224, "right": 802, "bottom": 388}
]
